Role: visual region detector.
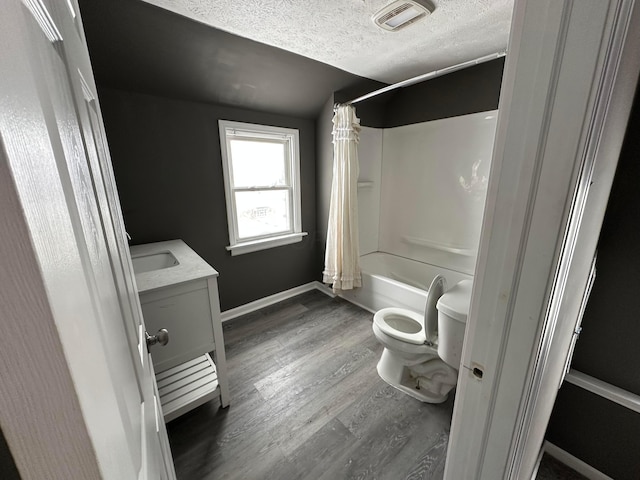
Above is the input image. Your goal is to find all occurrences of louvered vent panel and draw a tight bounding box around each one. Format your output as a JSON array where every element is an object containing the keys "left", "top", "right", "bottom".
[{"left": 378, "top": 3, "right": 413, "bottom": 25}]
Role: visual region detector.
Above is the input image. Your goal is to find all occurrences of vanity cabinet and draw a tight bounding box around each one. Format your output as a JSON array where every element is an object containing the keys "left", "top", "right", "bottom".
[{"left": 131, "top": 240, "right": 229, "bottom": 421}]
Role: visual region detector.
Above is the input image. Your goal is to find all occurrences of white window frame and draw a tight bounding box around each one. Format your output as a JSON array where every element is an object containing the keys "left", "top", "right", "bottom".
[{"left": 218, "top": 120, "right": 307, "bottom": 256}]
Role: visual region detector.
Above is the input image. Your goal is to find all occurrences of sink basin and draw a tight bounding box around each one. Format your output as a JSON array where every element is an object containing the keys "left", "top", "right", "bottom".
[{"left": 132, "top": 251, "right": 179, "bottom": 274}]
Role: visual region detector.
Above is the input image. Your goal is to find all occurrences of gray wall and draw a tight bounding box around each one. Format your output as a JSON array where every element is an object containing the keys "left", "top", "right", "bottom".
[
  {"left": 316, "top": 96, "right": 336, "bottom": 276},
  {"left": 0, "top": 428, "right": 20, "bottom": 480},
  {"left": 99, "top": 88, "right": 318, "bottom": 311},
  {"left": 333, "top": 58, "right": 504, "bottom": 129},
  {"left": 546, "top": 83, "right": 640, "bottom": 479},
  {"left": 382, "top": 58, "right": 504, "bottom": 128},
  {"left": 333, "top": 79, "right": 388, "bottom": 128}
]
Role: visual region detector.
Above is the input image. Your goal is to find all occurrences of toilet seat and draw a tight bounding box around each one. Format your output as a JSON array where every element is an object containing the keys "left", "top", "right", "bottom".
[
  {"left": 372, "top": 322, "right": 437, "bottom": 357},
  {"left": 373, "top": 308, "right": 425, "bottom": 345},
  {"left": 372, "top": 275, "right": 448, "bottom": 346}
]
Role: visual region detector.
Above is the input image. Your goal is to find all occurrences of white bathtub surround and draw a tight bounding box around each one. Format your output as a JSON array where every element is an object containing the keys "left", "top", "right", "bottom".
[
  {"left": 340, "top": 252, "right": 472, "bottom": 314},
  {"left": 357, "top": 127, "right": 383, "bottom": 255},
  {"left": 323, "top": 104, "right": 362, "bottom": 292},
  {"left": 354, "top": 111, "right": 498, "bottom": 279},
  {"left": 378, "top": 111, "right": 498, "bottom": 275},
  {"left": 334, "top": 110, "right": 497, "bottom": 307}
]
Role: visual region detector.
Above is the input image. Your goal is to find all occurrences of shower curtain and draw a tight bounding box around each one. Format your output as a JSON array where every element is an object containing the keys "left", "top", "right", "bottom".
[{"left": 323, "top": 104, "right": 362, "bottom": 293}]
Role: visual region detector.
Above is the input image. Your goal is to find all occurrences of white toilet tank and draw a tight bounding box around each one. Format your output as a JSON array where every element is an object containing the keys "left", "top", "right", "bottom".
[{"left": 436, "top": 280, "right": 473, "bottom": 368}]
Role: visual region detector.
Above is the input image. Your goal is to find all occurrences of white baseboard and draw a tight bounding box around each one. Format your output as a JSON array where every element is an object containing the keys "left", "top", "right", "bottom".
[
  {"left": 543, "top": 441, "right": 614, "bottom": 480},
  {"left": 220, "top": 281, "right": 335, "bottom": 323},
  {"left": 313, "top": 281, "right": 336, "bottom": 298},
  {"left": 336, "top": 293, "right": 376, "bottom": 314}
]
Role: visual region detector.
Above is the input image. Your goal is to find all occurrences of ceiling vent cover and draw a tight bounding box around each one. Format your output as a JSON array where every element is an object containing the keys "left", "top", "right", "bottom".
[{"left": 372, "top": 0, "right": 435, "bottom": 31}]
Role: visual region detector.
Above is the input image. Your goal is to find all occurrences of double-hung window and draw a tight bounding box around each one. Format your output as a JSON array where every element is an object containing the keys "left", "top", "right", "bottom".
[{"left": 218, "top": 120, "right": 306, "bottom": 255}]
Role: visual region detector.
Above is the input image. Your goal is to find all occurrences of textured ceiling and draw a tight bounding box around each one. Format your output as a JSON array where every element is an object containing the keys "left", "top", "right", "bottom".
[{"left": 140, "top": 0, "right": 514, "bottom": 83}]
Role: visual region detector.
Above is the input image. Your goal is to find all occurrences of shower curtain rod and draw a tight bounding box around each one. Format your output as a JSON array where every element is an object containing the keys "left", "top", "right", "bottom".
[{"left": 342, "top": 50, "right": 507, "bottom": 106}]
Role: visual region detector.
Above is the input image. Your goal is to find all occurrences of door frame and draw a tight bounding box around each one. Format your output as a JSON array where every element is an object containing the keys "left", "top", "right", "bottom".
[{"left": 445, "top": 0, "right": 640, "bottom": 478}]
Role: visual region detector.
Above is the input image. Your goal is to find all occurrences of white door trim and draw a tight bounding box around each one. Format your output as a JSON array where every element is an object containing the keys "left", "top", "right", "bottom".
[{"left": 445, "top": 0, "right": 640, "bottom": 478}]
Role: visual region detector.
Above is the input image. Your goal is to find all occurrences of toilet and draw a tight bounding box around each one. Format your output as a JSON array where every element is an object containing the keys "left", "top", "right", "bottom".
[{"left": 372, "top": 276, "right": 472, "bottom": 403}]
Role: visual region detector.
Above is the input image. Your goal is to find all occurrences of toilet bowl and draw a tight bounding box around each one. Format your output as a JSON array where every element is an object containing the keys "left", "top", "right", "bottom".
[{"left": 372, "top": 276, "right": 472, "bottom": 403}]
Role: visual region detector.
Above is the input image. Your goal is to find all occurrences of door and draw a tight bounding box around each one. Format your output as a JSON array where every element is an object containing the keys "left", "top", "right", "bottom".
[
  {"left": 444, "top": 0, "right": 640, "bottom": 478},
  {"left": 0, "top": 1, "right": 175, "bottom": 478}
]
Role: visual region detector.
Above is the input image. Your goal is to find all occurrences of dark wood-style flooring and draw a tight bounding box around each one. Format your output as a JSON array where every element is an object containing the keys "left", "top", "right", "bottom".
[
  {"left": 167, "top": 290, "right": 453, "bottom": 479},
  {"left": 166, "top": 290, "right": 585, "bottom": 480}
]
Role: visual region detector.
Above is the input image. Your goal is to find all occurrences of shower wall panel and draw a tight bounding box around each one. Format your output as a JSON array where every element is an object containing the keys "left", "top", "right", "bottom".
[
  {"left": 378, "top": 110, "right": 498, "bottom": 275},
  {"left": 357, "top": 127, "right": 383, "bottom": 255}
]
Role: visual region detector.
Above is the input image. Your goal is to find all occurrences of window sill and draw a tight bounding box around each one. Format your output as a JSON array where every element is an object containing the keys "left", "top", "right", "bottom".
[{"left": 226, "top": 232, "right": 308, "bottom": 256}]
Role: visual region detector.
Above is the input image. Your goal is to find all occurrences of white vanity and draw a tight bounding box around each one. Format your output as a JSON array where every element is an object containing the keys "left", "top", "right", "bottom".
[{"left": 130, "top": 239, "right": 229, "bottom": 421}]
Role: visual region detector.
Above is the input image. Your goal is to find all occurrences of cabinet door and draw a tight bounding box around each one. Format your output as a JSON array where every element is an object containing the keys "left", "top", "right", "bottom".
[{"left": 141, "top": 280, "right": 216, "bottom": 372}]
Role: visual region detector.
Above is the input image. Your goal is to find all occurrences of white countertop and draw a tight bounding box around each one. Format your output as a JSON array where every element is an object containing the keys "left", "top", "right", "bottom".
[{"left": 130, "top": 239, "right": 218, "bottom": 294}]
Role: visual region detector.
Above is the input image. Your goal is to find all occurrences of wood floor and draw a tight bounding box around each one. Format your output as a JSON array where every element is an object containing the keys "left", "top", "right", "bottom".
[
  {"left": 166, "top": 289, "right": 581, "bottom": 480},
  {"left": 166, "top": 290, "right": 454, "bottom": 480}
]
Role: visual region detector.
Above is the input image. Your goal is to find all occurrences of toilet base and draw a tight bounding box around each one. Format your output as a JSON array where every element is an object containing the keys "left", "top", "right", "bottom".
[{"left": 376, "top": 348, "right": 455, "bottom": 404}]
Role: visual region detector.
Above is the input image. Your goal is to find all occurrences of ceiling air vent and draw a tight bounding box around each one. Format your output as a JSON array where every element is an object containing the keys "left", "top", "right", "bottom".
[{"left": 372, "top": 0, "right": 435, "bottom": 31}]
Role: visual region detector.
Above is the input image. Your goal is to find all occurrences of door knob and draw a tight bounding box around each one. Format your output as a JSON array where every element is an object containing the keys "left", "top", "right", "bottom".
[{"left": 146, "top": 328, "right": 169, "bottom": 348}]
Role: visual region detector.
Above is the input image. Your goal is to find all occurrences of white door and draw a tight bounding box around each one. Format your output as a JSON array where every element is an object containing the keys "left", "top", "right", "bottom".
[
  {"left": 0, "top": 1, "right": 175, "bottom": 478},
  {"left": 445, "top": 0, "right": 640, "bottom": 478}
]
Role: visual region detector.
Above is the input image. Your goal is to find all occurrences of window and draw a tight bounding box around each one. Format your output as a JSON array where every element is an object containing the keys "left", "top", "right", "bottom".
[{"left": 218, "top": 120, "right": 307, "bottom": 255}]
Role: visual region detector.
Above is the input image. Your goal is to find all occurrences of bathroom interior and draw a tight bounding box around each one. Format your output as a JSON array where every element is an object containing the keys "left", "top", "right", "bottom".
[
  {"left": 3, "top": 0, "right": 637, "bottom": 479},
  {"left": 84, "top": 1, "right": 640, "bottom": 479}
]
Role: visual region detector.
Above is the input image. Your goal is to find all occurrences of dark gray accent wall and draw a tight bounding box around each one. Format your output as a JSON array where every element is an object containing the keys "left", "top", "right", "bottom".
[
  {"left": 547, "top": 385, "right": 640, "bottom": 480},
  {"left": 78, "top": 0, "right": 374, "bottom": 119},
  {"left": 334, "top": 79, "right": 389, "bottom": 128},
  {"left": 98, "top": 87, "right": 318, "bottom": 311},
  {"left": 316, "top": 95, "right": 336, "bottom": 277},
  {"left": 0, "top": 428, "right": 20, "bottom": 480},
  {"left": 334, "top": 58, "right": 504, "bottom": 128},
  {"left": 382, "top": 58, "right": 504, "bottom": 128},
  {"left": 546, "top": 82, "right": 640, "bottom": 478}
]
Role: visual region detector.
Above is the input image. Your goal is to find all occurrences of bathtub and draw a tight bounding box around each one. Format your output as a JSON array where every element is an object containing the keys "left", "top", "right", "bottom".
[{"left": 339, "top": 252, "right": 473, "bottom": 314}]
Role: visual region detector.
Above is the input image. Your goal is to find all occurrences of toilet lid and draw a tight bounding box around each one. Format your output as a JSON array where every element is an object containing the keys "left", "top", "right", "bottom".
[{"left": 424, "top": 275, "right": 447, "bottom": 343}]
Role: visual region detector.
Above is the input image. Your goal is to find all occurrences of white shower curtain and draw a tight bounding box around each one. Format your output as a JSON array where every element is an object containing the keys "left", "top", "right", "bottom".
[{"left": 323, "top": 104, "right": 362, "bottom": 292}]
